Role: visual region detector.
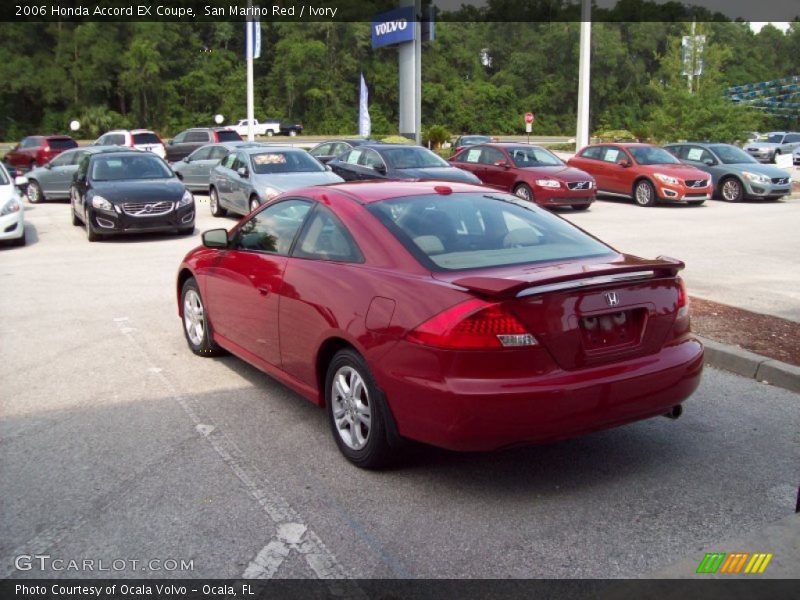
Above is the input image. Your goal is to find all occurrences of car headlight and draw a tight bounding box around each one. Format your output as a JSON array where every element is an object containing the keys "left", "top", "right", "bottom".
[
  {"left": 535, "top": 179, "right": 561, "bottom": 188},
  {"left": 1, "top": 198, "right": 21, "bottom": 216},
  {"left": 742, "top": 171, "right": 771, "bottom": 185},
  {"left": 264, "top": 186, "right": 282, "bottom": 200},
  {"left": 177, "top": 190, "right": 194, "bottom": 207},
  {"left": 654, "top": 173, "right": 680, "bottom": 185},
  {"left": 91, "top": 195, "right": 113, "bottom": 211}
]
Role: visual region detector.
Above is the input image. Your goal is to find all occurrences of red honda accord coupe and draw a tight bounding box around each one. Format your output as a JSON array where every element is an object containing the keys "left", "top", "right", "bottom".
[
  {"left": 176, "top": 181, "right": 703, "bottom": 468},
  {"left": 449, "top": 143, "right": 596, "bottom": 210}
]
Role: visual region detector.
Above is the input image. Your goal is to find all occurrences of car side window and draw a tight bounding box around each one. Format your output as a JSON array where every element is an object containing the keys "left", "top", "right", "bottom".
[
  {"left": 459, "top": 147, "right": 483, "bottom": 163},
  {"left": 233, "top": 152, "right": 248, "bottom": 171},
  {"left": 311, "top": 143, "right": 332, "bottom": 157},
  {"left": 49, "top": 152, "right": 74, "bottom": 167},
  {"left": 108, "top": 134, "right": 125, "bottom": 146},
  {"left": 331, "top": 143, "right": 349, "bottom": 157},
  {"left": 580, "top": 146, "right": 602, "bottom": 160},
  {"left": 234, "top": 199, "right": 312, "bottom": 254},
  {"left": 76, "top": 156, "right": 90, "bottom": 181},
  {"left": 665, "top": 146, "right": 686, "bottom": 159},
  {"left": 21, "top": 137, "right": 39, "bottom": 149},
  {"left": 785, "top": 134, "right": 800, "bottom": 143},
  {"left": 478, "top": 147, "right": 505, "bottom": 165},
  {"left": 359, "top": 149, "right": 385, "bottom": 169},
  {"left": 190, "top": 147, "right": 213, "bottom": 161},
  {"left": 210, "top": 146, "right": 229, "bottom": 160},
  {"left": 173, "top": 132, "right": 188, "bottom": 144},
  {"left": 293, "top": 205, "right": 364, "bottom": 263},
  {"left": 221, "top": 153, "right": 237, "bottom": 169},
  {"left": 684, "top": 146, "right": 712, "bottom": 163},
  {"left": 601, "top": 147, "right": 624, "bottom": 163},
  {"left": 186, "top": 131, "right": 210, "bottom": 143}
]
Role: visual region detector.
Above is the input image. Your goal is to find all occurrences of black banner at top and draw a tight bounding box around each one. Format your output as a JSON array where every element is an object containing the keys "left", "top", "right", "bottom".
[{"left": 2, "top": 0, "right": 800, "bottom": 23}]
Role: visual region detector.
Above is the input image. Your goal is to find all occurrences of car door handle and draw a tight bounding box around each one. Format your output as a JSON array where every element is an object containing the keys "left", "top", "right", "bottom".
[{"left": 257, "top": 286, "right": 270, "bottom": 296}]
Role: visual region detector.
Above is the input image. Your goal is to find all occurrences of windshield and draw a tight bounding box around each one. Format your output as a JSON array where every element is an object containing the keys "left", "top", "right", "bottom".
[
  {"left": 508, "top": 146, "right": 564, "bottom": 167},
  {"left": 629, "top": 146, "right": 681, "bottom": 165},
  {"left": 709, "top": 144, "right": 757, "bottom": 164},
  {"left": 91, "top": 155, "right": 173, "bottom": 181},
  {"left": 766, "top": 133, "right": 785, "bottom": 144},
  {"left": 380, "top": 147, "right": 449, "bottom": 169},
  {"left": 368, "top": 192, "right": 613, "bottom": 271},
  {"left": 249, "top": 151, "right": 325, "bottom": 174}
]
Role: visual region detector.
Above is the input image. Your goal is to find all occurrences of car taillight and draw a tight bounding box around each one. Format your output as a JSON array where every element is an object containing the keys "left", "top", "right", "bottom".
[
  {"left": 676, "top": 277, "right": 689, "bottom": 319},
  {"left": 406, "top": 299, "right": 538, "bottom": 350}
]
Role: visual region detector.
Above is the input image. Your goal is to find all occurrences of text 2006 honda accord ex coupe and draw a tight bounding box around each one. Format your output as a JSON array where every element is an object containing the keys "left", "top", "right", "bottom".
[{"left": 176, "top": 181, "right": 703, "bottom": 468}]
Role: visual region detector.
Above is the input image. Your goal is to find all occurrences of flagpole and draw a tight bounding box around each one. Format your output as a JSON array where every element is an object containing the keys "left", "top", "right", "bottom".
[{"left": 246, "top": 0, "right": 255, "bottom": 141}]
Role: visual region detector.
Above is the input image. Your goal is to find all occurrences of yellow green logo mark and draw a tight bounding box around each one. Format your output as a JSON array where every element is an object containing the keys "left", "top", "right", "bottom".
[{"left": 696, "top": 552, "right": 773, "bottom": 574}]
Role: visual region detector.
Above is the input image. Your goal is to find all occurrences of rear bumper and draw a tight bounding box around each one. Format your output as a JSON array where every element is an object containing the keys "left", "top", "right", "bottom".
[{"left": 376, "top": 337, "right": 704, "bottom": 451}]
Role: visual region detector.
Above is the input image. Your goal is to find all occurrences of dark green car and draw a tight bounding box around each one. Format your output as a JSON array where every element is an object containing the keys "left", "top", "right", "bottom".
[{"left": 664, "top": 143, "right": 792, "bottom": 202}]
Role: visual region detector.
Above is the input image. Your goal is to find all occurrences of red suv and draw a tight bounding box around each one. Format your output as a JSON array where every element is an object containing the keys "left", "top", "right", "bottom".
[
  {"left": 568, "top": 143, "right": 712, "bottom": 207},
  {"left": 5, "top": 135, "right": 78, "bottom": 171}
]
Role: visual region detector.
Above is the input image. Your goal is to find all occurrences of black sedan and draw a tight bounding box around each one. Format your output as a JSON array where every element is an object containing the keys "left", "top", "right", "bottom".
[
  {"left": 70, "top": 150, "right": 195, "bottom": 242},
  {"left": 328, "top": 144, "right": 480, "bottom": 184},
  {"left": 308, "top": 139, "right": 378, "bottom": 164}
]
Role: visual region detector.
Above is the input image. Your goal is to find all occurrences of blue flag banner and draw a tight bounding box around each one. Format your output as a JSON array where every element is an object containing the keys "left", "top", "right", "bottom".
[
  {"left": 245, "top": 20, "right": 261, "bottom": 60},
  {"left": 359, "top": 73, "right": 371, "bottom": 138}
]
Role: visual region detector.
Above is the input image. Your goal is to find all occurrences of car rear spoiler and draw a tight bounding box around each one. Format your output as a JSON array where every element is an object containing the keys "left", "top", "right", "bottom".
[{"left": 449, "top": 256, "right": 684, "bottom": 299}]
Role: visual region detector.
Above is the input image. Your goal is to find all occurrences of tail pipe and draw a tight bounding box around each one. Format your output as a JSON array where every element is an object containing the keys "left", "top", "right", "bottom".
[{"left": 663, "top": 405, "right": 683, "bottom": 420}]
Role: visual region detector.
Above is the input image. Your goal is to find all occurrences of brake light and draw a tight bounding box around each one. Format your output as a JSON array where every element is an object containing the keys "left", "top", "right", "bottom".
[
  {"left": 407, "top": 299, "right": 537, "bottom": 349},
  {"left": 676, "top": 277, "right": 689, "bottom": 319}
]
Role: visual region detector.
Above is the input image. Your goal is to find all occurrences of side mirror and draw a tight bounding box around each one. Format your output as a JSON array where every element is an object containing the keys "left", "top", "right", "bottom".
[
  {"left": 325, "top": 164, "right": 332, "bottom": 171},
  {"left": 184, "top": 156, "right": 192, "bottom": 163},
  {"left": 202, "top": 229, "right": 229, "bottom": 249},
  {"left": 168, "top": 139, "right": 175, "bottom": 145},
  {"left": 617, "top": 159, "right": 631, "bottom": 168},
  {"left": 237, "top": 167, "right": 249, "bottom": 178},
  {"left": 174, "top": 171, "right": 184, "bottom": 181},
  {"left": 44, "top": 162, "right": 52, "bottom": 169},
  {"left": 374, "top": 164, "right": 387, "bottom": 175},
  {"left": 14, "top": 175, "right": 28, "bottom": 188}
]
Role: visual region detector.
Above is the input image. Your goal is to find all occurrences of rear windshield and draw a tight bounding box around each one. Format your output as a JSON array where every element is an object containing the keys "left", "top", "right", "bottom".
[
  {"left": 368, "top": 192, "right": 613, "bottom": 271},
  {"left": 132, "top": 132, "right": 161, "bottom": 145},
  {"left": 47, "top": 138, "right": 78, "bottom": 150},
  {"left": 91, "top": 155, "right": 173, "bottom": 181},
  {"left": 215, "top": 130, "right": 242, "bottom": 142},
  {"left": 249, "top": 151, "right": 325, "bottom": 174}
]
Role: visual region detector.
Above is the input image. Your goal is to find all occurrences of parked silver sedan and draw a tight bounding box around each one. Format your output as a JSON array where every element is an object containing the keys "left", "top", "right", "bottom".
[
  {"left": 25, "top": 146, "right": 119, "bottom": 203},
  {"left": 208, "top": 146, "right": 342, "bottom": 217},
  {"left": 171, "top": 141, "right": 261, "bottom": 193}
]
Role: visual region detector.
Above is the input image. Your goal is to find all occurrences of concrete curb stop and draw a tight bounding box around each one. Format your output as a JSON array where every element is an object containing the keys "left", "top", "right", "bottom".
[{"left": 697, "top": 335, "right": 800, "bottom": 394}]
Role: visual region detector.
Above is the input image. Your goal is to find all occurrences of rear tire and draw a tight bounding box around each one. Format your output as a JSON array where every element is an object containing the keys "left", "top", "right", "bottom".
[
  {"left": 571, "top": 204, "right": 590, "bottom": 211},
  {"left": 178, "top": 226, "right": 194, "bottom": 235},
  {"left": 10, "top": 230, "right": 26, "bottom": 246},
  {"left": 27, "top": 180, "right": 43, "bottom": 203},
  {"left": 181, "top": 278, "right": 225, "bottom": 357},
  {"left": 326, "top": 349, "right": 393, "bottom": 469},
  {"left": 634, "top": 179, "right": 657, "bottom": 207},
  {"left": 209, "top": 187, "right": 226, "bottom": 217}
]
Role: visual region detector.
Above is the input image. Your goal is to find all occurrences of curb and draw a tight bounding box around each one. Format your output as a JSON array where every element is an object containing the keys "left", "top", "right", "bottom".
[{"left": 697, "top": 336, "right": 800, "bottom": 394}]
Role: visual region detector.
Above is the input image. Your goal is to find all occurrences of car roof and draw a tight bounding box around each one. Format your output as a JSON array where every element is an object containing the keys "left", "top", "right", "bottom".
[
  {"left": 87, "top": 149, "right": 157, "bottom": 159},
  {"left": 311, "top": 180, "right": 491, "bottom": 204},
  {"left": 240, "top": 145, "right": 301, "bottom": 154}
]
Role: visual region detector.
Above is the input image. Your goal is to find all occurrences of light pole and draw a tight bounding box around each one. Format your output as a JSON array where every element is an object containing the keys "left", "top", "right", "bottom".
[{"left": 576, "top": 0, "right": 591, "bottom": 152}]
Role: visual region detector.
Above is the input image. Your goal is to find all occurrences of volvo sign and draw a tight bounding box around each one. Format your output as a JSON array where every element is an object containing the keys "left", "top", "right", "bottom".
[{"left": 371, "top": 6, "right": 415, "bottom": 49}]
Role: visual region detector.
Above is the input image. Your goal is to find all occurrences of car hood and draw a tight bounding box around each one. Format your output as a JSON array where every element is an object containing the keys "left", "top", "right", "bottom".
[
  {"left": 92, "top": 179, "right": 186, "bottom": 202},
  {"left": 396, "top": 167, "right": 481, "bottom": 183},
  {"left": 723, "top": 163, "right": 792, "bottom": 178},
  {"left": 744, "top": 142, "right": 779, "bottom": 150},
  {"left": 251, "top": 171, "right": 343, "bottom": 190},
  {"left": 519, "top": 165, "right": 594, "bottom": 182},
  {"left": 640, "top": 164, "right": 709, "bottom": 180}
]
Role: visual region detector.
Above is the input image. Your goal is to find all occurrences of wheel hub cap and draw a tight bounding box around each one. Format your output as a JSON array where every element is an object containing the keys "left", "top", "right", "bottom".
[{"left": 331, "top": 366, "right": 371, "bottom": 450}]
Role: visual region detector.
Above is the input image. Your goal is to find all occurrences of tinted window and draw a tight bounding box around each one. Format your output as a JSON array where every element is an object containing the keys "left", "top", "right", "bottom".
[
  {"left": 173, "top": 132, "right": 188, "bottom": 143},
  {"left": 294, "top": 205, "right": 363, "bottom": 262},
  {"left": 478, "top": 147, "right": 506, "bottom": 165},
  {"left": 90, "top": 155, "right": 173, "bottom": 181},
  {"left": 215, "top": 130, "right": 241, "bottom": 142},
  {"left": 508, "top": 146, "right": 563, "bottom": 167},
  {"left": 249, "top": 151, "right": 325, "bottom": 174},
  {"left": 47, "top": 138, "right": 77, "bottom": 150},
  {"left": 235, "top": 199, "right": 312, "bottom": 254},
  {"left": 359, "top": 149, "right": 385, "bottom": 169},
  {"left": 766, "top": 133, "right": 785, "bottom": 144},
  {"left": 189, "top": 146, "right": 213, "bottom": 161},
  {"left": 221, "top": 153, "right": 236, "bottom": 169},
  {"left": 21, "top": 137, "right": 40, "bottom": 149},
  {"left": 185, "top": 131, "right": 210, "bottom": 143},
  {"left": 664, "top": 145, "right": 687, "bottom": 159},
  {"left": 709, "top": 144, "right": 757, "bottom": 164},
  {"left": 132, "top": 132, "right": 161, "bottom": 145},
  {"left": 580, "top": 146, "right": 603, "bottom": 160},
  {"left": 628, "top": 146, "right": 679, "bottom": 165},
  {"left": 49, "top": 151, "right": 76, "bottom": 167},
  {"left": 455, "top": 147, "right": 483, "bottom": 163},
  {"left": 310, "top": 143, "right": 332, "bottom": 157},
  {"left": 108, "top": 134, "right": 126, "bottom": 146},
  {"left": 368, "top": 192, "right": 613, "bottom": 271},
  {"left": 380, "top": 147, "right": 449, "bottom": 169},
  {"left": 210, "top": 146, "right": 230, "bottom": 159},
  {"left": 784, "top": 134, "right": 800, "bottom": 143}
]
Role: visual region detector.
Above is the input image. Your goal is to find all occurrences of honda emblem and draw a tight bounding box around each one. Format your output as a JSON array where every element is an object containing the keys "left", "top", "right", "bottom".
[{"left": 604, "top": 292, "right": 620, "bottom": 307}]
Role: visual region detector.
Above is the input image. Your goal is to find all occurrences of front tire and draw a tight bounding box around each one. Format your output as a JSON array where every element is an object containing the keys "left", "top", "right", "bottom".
[
  {"left": 514, "top": 183, "right": 534, "bottom": 203},
  {"left": 249, "top": 196, "right": 260, "bottom": 213},
  {"left": 289, "top": 130, "right": 298, "bottom": 137},
  {"left": 719, "top": 177, "right": 744, "bottom": 202},
  {"left": 181, "top": 278, "right": 224, "bottom": 357},
  {"left": 266, "top": 130, "right": 274, "bottom": 137},
  {"left": 571, "top": 204, "right": 590, "bottom": 211},
  {"left": 209, "top": 187, "right": 226, "bottom": 217},
  {"left": 773, "top": 150, "right": 781, "bottom": 163},
  {"left": 178, "top": 226, "right": 194, "bottom": 235},
  {"left": 27, "top": 180, "right": 44, "bottom": 203},
  {"left": 85, "top": 211, "right": 101, "bottom": 242},
  {"left": 326, "top": 349, "right": 392, "bottom": 469},
  {"left": 634, "top": 179, "right": 657, "bottom": 207}
]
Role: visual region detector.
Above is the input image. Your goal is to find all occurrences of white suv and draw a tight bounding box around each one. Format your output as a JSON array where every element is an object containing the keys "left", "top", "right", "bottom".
[{"left": 94, "top": 129, "right": 166, "bottom": 159}]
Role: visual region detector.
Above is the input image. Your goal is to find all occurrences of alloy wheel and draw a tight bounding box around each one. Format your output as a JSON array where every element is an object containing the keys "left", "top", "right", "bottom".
[
  {"left": 331, "top": 366, "right": 372, "bottom": 451},
  {"left": 183, "top": 289, "right": 205, "bottom": 347}
]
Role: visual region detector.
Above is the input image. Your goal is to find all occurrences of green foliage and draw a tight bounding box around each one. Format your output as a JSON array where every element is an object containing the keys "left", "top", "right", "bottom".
[
  {"left": 423, "top": 125, "right": 451, "bottom": 148},
  {"left": 380, "top": 135, "right": 415, "bottom": 145},
  {"left": 77, "top": 106, "right": 129, "bottom": 138}
]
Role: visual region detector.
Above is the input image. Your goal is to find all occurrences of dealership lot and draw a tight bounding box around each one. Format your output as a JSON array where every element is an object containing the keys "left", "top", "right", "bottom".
[{"left": 1, "top": 197, "right": 798, "bottom": 579}]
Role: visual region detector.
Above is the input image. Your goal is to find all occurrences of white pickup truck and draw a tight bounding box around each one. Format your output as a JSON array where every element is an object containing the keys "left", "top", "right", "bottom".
[{"left": 232, "top": 119, "right": 281, "bottom": 137}]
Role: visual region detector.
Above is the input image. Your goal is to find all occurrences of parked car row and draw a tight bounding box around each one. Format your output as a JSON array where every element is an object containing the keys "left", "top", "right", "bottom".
[{"left": 742, "top": 131, "right": 800, "bottom": 163}]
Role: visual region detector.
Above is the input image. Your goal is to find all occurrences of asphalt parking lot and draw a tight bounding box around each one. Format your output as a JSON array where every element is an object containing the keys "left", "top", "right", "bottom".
[{"left": 1, "top": 197, "right": 798, "bottom": 579}]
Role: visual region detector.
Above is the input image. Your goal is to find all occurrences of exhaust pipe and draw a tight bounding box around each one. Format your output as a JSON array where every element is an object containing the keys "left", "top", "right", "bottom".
[{"left": 663, "top": 405, "right": 683, "bottom": 420}]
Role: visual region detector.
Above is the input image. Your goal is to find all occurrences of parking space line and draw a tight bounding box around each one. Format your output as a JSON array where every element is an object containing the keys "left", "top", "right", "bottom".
[{"left": 112, "top": 318, "right": 360, "bottom": 583}]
